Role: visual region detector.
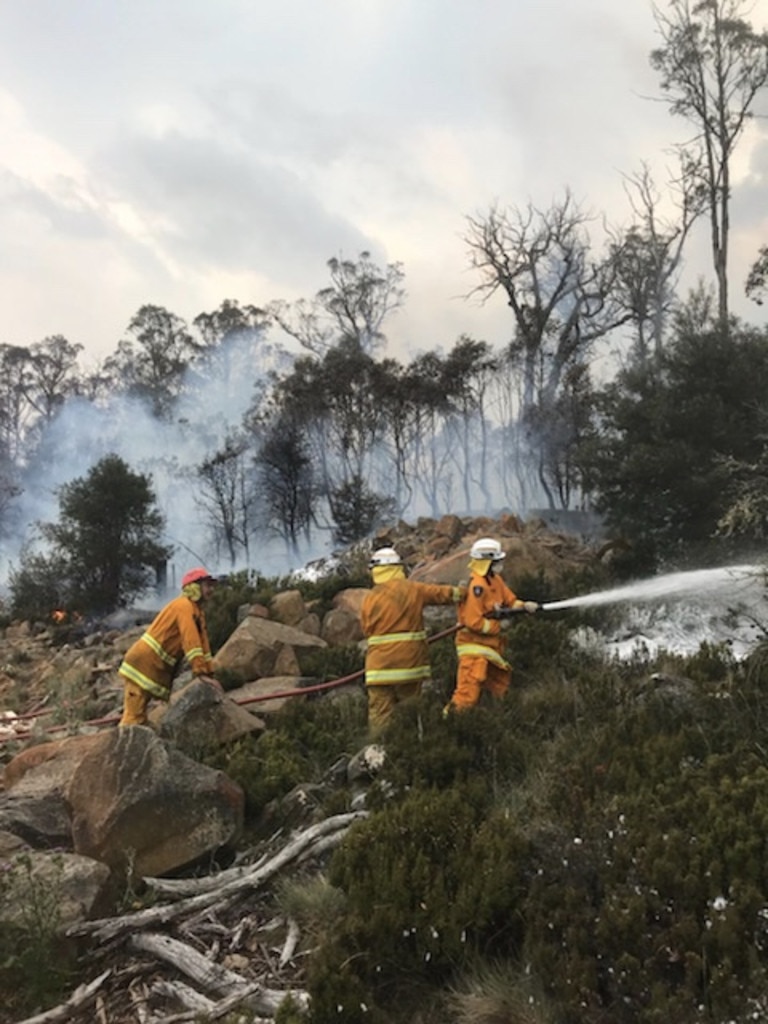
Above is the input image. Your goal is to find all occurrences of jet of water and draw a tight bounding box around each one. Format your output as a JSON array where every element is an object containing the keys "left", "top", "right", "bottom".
[{"left": 541, "top": 564, "right": 765, "bottom": 612}]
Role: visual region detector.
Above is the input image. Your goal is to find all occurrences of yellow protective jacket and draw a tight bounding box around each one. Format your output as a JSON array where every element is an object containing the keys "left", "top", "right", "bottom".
[
  {"left": 455, "top": 571, "right": 519, "bottom": 668},
  {"left": 361, "top": 578, "right": 463, "bottom": 686},
  {"left": 118, "top": 594, "right": 215, "bottom": 701}
]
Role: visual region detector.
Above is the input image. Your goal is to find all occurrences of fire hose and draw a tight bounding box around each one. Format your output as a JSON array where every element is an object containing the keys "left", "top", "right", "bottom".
[{"left": 0, "top": 623, "right": 464, "bottom": 744}]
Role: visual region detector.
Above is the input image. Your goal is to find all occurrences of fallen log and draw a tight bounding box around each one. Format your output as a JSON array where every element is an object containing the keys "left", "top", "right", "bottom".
[
  {"left": 132, "top": 932, "right": 309, "bottom": 1016},
  {"left": 148, "top": 983, "right": 270, "bottom": 1023},
  {"left": 145, "top": 811, "right": 365, "bottom": 898},
  {"left": 68, "top": 810, "right": 367, "bottom": 943}
]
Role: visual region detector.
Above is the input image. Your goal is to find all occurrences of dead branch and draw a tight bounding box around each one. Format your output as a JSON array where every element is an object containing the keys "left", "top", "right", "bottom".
[
  {"left": 13, "top": 970, "right": 112, "bottom": 1024},
  {"left": 144, "top": 811, "right": 365, "bottom": 898},
  {"left": 68, "top": 810, "right": 367, "bottom": 943},
  {"left": 148, "top": 983, "right": 269, "bottom": 1023},
  {"left": 279, "top": 918, "right": 301, "bottom": 967},
  {"left": 148, "top": 978, "right": 217, "bottom": 1013},
  {"left": 132, "top": 932, "right": 309, "bottom": 1016}
]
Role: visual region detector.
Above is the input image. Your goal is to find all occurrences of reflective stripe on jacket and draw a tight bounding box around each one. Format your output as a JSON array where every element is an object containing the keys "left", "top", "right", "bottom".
[
  {"left": 361, "top": 578, "right": 463, "bottom": 687},
  {"left": 455, "top": 571, "right": 518, "bottom": 657},
  {"left": 118, "top": 594, "right": 214, "bottom": 701}
]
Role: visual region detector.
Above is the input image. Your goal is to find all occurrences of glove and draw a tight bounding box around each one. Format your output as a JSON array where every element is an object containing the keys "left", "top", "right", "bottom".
[{"left": 523, "top": 601, "right": 540, "bottom": 614}]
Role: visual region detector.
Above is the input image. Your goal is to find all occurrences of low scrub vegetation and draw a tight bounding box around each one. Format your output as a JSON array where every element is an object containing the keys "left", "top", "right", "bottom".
[{"left": 209, "top": 606, "right": 768, "bottom": 1023}]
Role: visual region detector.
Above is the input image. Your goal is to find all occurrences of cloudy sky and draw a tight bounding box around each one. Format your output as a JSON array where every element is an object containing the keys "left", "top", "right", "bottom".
[{"left": 1, "top": 0, "right": 767, "bottom": 366}]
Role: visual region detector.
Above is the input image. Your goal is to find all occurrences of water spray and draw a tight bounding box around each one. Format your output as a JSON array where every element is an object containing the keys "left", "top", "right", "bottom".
[{"left": 539, "top": 564, "right": 764, "bottom": 612}]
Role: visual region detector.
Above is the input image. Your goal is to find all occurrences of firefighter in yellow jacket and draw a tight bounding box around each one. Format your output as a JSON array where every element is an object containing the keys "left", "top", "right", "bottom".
[
  {"left": 446, "top": 537, "right": 539, "bottom": 712},
  {"left": 361, "top": 547, "right": 465, "bottom": 734},
  {"left": 118, "top": 567, "right": 221, "bottom": 727}
]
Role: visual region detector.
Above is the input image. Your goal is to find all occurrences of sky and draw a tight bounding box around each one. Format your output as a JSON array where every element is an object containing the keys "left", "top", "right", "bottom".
[{"left": 1, "top": 0, "right": 767, "bottom": 369}]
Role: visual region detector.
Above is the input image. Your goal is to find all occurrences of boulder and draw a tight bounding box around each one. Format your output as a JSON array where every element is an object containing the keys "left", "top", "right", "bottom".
[
  {"left": 434, "top": 513, "right": 464, "bottom": 544},
  {"left": 4, "top": 733, "right": 106, "bottom": 792},
  {"left": 226, "top": 676, "right": 319, "bottom": 715},
  {"left": 298, "top": 611, "right": 322, "bottom": 636},
  {"left": 0, "top": 851, "right": 114, "bottom": 933},
  {"left": 332, "top": 587, "right": 369, "bottom": 618},
  {"left": 66, "top": 728, "right": 244, "bottom": 877},
  {"left": 4, "top": 728, "right": 245, "bottom": 878},
  {"left": 215, "top": 617, "right": 327, "bottom": 683},
  {"left": 409, "top": 546, "right": 472, "bottom": 586},
  {"left": 321, "top": 607, "right": 364, "bottom": 646},
  {"left": 0, "top": 792, "right": 73, "bottom": 850},
  {"left": 271, "top": 589, "right": 308, "bottom": 627},
  {"left": 154, "top": 678, "right": 266, "bottom": 751}
]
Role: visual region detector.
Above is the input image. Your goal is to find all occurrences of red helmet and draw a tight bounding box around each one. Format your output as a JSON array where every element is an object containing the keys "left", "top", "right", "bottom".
[{"left": 182, "top": 567, "right": 215, "bottom": 588}]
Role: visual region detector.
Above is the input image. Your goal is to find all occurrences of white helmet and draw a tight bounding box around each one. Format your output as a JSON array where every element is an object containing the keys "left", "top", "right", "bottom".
[
  {"left": 369, "top": 547, "right": 402, "bottom": 567},
  {"left": 470, "top": 537, "right": 505, "bottom": 562}
]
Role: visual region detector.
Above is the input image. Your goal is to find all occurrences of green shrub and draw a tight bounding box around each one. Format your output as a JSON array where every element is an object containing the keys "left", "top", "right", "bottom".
[
  {"left": 0, "top": 853, "right": 77, "bottom": 1016},
  {"left": 203, "top": 693, "right": 367, "bottom": 822},
  {"left": 298, "top": 632, "right": 768, "bottom": 1023},
  {"left": 309, "top": 786, "right": 530, "bottom": 1018}
]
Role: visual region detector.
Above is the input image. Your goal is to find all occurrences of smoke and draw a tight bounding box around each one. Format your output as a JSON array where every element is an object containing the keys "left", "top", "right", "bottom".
[
  {"left": 0, "top": 326, "right": 571, "bottom": 607},
  {"left": 0, "top": 330, "right": 322, "bottom": 601}
]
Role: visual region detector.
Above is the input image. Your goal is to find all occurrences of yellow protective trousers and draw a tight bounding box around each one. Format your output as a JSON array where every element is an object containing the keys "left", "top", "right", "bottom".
[
  {"left": 119, "top": 679, "right": 152, "bottom": 727},
  {"left": 450, "top": 654, "right": 511, "bottom": 710},
  {"left": 366, "top": 681, "right": 422, "bottom": 736}
]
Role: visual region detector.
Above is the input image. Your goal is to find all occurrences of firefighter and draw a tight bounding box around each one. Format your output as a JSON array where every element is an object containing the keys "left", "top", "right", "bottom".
[
  {"left": 446, "top": 537, "right": 539, "bottom": 712},
  {"left": 118, "top": 567, "right": 222, "bottom": 727},
  {"left": 360, "top": 547, "right": 465, "bottom": 735}
]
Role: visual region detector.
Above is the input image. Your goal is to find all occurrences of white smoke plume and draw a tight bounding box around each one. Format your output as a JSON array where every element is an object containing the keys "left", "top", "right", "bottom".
[{"left": 0, "top": 331, "right": 321, "bottom": 601}]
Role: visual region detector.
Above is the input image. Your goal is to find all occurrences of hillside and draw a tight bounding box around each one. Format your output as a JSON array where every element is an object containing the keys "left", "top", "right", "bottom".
[{"left": 2, "top": 515, "right": 768, "bottom": 1023}]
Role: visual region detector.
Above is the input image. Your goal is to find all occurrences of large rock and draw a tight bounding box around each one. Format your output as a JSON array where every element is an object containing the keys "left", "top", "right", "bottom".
[
  {"left": 271, "top": 589, "right": 308, "bottom": 627},
  {"left": 409, "top": 546, "right": 473, "bottom": 586},
  {"left": 4, "top": 732, "right": 106, "bottom": 792},
  {"left": 154, "top": 678, "right": 266, "bottom": 751},
  {"left": 66, "top": 728, "right": 244, "bottom": 876},
  {"left": 321, "top": 607, "right": 364, "bottom": 646},
  {"left": 226, "top": 676, "right": 319, "bottom": 715},
  {"left": 0, "top": 791, "right": 74, "bottom": 850},
  {"left": 331, "top": 587, "right": 369, "bottom": 618},
  {"left": 4, "top": 729, "right": 245, "bottom": 878},
  {"left": 0, "top": 851, "right": 114, "bottom": 933},
  {"left": 214, "top": 616, "right": 327, "bottom": 683}
]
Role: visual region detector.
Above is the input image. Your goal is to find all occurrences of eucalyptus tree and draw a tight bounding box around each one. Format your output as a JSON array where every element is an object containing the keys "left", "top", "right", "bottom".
[
  {"left": 403, "top": 350, "right": 456, "bottom": 516},
  {"left": 440, "top": 337, "right": 499, "bottom": 511},
  {"left": 650, "top": 0, "right": 768, "bottom": 326},
  {"left": 0, "top": 336, "right": 85, "bottom": 473},
  {"left": 465, "top": 191, "right": 631, "bottom": 508},
  {"left": 193, "top": 298, "right": 271, "bottom": 347},
  {"left": 581, "top": 312, "right": 768, "bottom": 568},
  {"left": 254, "top": 412, "right": 316, "bottom": 557},
  {"left": 0, "top": 344, "right": 35, "bottom": 464},
  {"left": 610, "top": 161, "right": 703, "bottom": 363},
  {"left": 269, "top": 251, "right": 405, "bottom": 355},
  {"left": 746, "top": 243, "right": 768, "bottom": 305},
  {"left": 196, "top": 432, "right": 255, "bottom": 567},
  {"left": 264, "top": 338, "right": 394, "bottom": 541},
  {"left": 104, "top": 304, "right": 203, "bottom": 419},
  {"left": 25, "top": 335, "right": 84, "bottom": 424}
]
